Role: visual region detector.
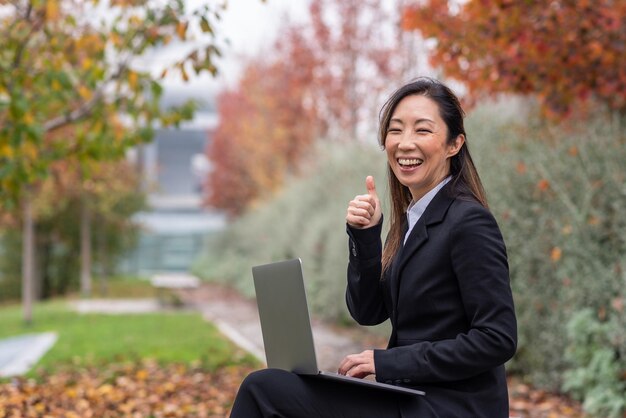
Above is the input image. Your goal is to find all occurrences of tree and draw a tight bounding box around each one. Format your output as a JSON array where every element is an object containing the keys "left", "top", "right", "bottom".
[
  {"left": 402, "top": 0, "right": 626, "bottom": 117},
  {"left": 206, "top": 34, "right": 320, "bottom": 216},
  {"left": 0, "top": 0, "right": 224, "bottom": 323},
  {"left": 206, "top": 0, "right": 403, "bottom": 216}
]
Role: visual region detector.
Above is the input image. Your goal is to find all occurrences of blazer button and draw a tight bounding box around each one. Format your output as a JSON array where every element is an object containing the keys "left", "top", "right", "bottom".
[
  {"left": 352, "top": 248, "right": 357, "bottom": 256},
  {"left": 403, "top": 379, "right": 411, "bottom": 383},
  {"left": 385, "top": 380, "right": 392, "bottom": 384},
  {"left": 394, "top": 379, "right": 402, "bottom": 384}
]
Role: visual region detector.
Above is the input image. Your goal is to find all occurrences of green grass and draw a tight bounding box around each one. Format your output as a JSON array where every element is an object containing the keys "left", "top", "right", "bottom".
[
  {"left": 0, "top": 300, "right": 259, "bottom": 374},
  {"left": 79, "top": 275, "right": 158, "bottom": 299}
]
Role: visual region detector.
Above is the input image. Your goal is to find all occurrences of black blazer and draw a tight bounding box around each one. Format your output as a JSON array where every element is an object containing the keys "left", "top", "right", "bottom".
[{"left": 346, "top": 186, "right": 517, "bottom": 417}]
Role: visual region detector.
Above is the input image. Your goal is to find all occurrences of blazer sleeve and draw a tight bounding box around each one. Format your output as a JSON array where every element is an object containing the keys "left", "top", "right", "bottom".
[
  {"left": 374, "top": 205, "right": 517, "bottom": 383},
  {"left": 345, "top": 217, "right": 389, "bottom": 326}
]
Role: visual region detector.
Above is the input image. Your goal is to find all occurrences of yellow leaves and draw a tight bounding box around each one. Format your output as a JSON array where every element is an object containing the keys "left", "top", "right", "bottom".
[
  {"left": 0, "top": 143, "right": 14, "bottom": 159},
  {"left": 81, "top": 58, "right": 94, "bottom": 71},
  {"left": 78, "top": 85, "right": 92, "bottom": 100},
  {"left": 0, "top": 362, "right": 256, "bottom": 417},
  {"left": 550, "top": 246, "right": 562, "bottom": 262},
  {"left": 23, "top": 112, "right": 34, "bottom": 125},
  {"left": 128, "top": 15, "right": 142, "bottom": 26},
  {"left": 51, "top": 79, "right": 62, "bottom": 92},
  {"left": 127, "top": 71, "right": 138, "bottom": 90},
  {"left": 21, "top": 141, "right": 39, "bottom": 161},
  {"left": 45, "top": 0, "right": 60, "bottom": 21},
  {"left": 176, "top": 21, "right": 188, "bottom": 40},
  {"left": 76, "top": 34, "right": 104, "bottom": 55},
  {"left": 110, "top": 32, "right": 123, "bottom": 48},
  {"left": 96, "top": 383, "right": 113, "bottom": 396}
]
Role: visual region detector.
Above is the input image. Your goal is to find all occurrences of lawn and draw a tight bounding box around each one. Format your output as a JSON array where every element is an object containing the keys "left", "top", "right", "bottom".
[
  {"left": 0, "top": 299, "right": 258, "bottom": 373},
  {"left": 0, "top": 298, "right": 258, "bottom": 416}
]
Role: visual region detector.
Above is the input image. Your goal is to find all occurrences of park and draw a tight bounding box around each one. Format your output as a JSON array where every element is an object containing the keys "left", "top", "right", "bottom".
[{"left": 1, "top": 0, "right": 625, "bottom": 417}]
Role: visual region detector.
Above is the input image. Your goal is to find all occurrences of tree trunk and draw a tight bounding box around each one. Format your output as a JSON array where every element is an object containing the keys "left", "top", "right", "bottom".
[
  {"left": 80, "top": 195, "right": 92, "bottom": 297},
  {"left": 21, "top": 192, "right": 34, "bottom": 325}
]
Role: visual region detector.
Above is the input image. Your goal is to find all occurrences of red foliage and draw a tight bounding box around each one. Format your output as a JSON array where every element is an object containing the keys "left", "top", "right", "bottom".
[
  {"left": 206, "top": 0, "right": 402, "bottom": 216},
  {"left": 402, "top": 0, "right": 626, "bottom": 118},
  {"left": 206, "top": 34, "right": 319, "bottom": 216}
]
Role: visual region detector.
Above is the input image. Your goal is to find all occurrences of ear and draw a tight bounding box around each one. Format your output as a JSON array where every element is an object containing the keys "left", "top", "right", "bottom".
[{"left": 447, "top": 134, "right": 465, "bottom": 158}]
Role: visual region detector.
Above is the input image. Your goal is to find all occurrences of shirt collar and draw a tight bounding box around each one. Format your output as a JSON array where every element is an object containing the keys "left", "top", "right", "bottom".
[{"left": 404, "top": 176, "right": 451, "bottom": 243}]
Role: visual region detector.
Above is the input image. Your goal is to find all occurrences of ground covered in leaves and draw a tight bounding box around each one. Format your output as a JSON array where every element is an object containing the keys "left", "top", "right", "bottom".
[
  {"left": 0, "top": 361, "right": 255, "bottom": 418},
  {"left": 0, "top": 363, "right": 588, "bottom": 418},
  {"left": 508, "top": 378, "right": 586, "bottom": 418}
]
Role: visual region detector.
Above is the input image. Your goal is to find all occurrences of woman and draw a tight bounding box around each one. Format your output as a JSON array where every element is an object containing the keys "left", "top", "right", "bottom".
[{"left": 231, "top": 78, "right": 517, "bottom": 417}]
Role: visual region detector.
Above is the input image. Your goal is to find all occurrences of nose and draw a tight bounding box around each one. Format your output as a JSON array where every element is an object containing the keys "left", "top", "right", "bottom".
[{"left": 397, "top": 132, "right": 417, "bottom": 150}]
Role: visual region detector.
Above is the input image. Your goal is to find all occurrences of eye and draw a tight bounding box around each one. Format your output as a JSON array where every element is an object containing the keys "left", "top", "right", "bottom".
[
  {"left": 416, "top": 129, "right": 432, "bottom": 134},
  {"left": 387, "top": 128, "right": 402, "bottom": 134}
]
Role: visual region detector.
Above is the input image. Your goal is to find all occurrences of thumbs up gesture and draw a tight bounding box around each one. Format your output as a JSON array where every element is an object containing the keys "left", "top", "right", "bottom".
[{"left": 346, "top": 176, "right": 382, "bottom": 229}]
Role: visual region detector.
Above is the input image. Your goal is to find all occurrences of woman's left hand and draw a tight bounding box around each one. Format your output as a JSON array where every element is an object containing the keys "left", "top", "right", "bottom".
[{"left": 338, "top": 350, "right": 375, "bottom": 379}]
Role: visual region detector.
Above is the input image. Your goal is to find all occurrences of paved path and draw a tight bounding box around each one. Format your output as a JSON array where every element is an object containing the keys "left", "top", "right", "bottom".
[{"left": 0, "top": 333, "right": 58, "bottom": 377}]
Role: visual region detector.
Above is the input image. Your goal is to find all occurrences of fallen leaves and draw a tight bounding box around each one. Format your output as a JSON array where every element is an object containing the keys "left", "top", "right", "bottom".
[
  {"left": 0, "top": 364, "right": 588, "bottom": 417},
  {"left": 0, "top": 360, "right": 254, "bottom": 418},
  {"left": 508, "top": 378, "right": 586, "bottom": 418}
]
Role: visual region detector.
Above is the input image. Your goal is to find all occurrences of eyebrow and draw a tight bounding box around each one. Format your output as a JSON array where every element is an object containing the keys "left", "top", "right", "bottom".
[{"left": 389, "top": 117, "right": 435, "bottom": 125}]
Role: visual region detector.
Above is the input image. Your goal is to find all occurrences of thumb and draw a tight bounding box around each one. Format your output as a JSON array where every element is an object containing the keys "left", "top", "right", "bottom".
[{"left": 366, "top": 176, "right": 379, "bottom": 200}]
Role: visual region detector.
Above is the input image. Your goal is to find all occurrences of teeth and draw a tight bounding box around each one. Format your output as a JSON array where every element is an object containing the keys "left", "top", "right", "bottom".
[{"left": 398, "top": 158, "right": 423, "bottom": 166}]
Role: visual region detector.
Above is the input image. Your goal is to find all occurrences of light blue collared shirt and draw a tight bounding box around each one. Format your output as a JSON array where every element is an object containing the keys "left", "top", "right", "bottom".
[{"left": 404, "top": 177, "right": 452, "bottom": 244}]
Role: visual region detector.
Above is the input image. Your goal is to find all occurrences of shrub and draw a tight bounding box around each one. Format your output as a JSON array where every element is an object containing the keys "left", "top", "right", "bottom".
[
  {"left": 562, "top": 308, "right": 625, "bottom": 417},
  {"left": 467, "top": 103, "right": 626, "bottom": 392},
  {"left": 193, "top": 141, "right": 387, "bottom": 323}
]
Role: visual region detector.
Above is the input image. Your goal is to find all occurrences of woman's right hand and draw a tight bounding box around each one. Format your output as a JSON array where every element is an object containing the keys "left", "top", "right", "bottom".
[{"left": 346, "top": 176, "right": 382, "bottom": 229}]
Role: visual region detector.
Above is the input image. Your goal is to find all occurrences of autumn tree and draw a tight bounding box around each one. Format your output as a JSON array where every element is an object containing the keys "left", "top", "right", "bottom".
[
  {"left": 0, "top": 159, "right": 145, "bottom": 300},
  {"left": 0, "top": 0, "right": 224, "bottom": 323},
  {"left": 401, "top": 0, "right": 626, "bottom": 117},
  {"left": 206, "top": 27, "right": 320, "bottom": 217},
  {"left": 206, "top": 0, "right": 403, "bottom": 216}
]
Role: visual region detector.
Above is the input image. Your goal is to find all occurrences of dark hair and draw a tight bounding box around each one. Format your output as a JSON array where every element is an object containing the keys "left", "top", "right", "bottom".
[{"left": 379, "top": 77, "right": 487, "bottom": 274}]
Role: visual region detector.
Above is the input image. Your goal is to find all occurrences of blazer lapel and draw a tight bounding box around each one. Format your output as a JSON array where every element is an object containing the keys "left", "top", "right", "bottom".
[
  {"left": 389, "top": 221, "right": 409, "bottom": 316},
  {"left": 396, "top": 190, "right": 454, "bottom": 276},
  {"left": 390, "top": 190, "right": 456, "bottom": 320}
]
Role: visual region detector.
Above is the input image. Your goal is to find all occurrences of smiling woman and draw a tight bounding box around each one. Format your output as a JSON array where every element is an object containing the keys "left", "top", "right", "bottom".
[{"left": 230, "top": 78, "right": 517, "bottom": 417}]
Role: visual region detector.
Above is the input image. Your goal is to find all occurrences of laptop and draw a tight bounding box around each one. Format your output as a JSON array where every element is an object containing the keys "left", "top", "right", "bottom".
[{"left": 252, "top": 258, "right": 425, "bottom": 396}]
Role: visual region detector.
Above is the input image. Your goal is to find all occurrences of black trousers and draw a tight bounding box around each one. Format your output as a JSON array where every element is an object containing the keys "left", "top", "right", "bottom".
[{"left": 230, "top": 369, "right": 436, "bottom": 418}]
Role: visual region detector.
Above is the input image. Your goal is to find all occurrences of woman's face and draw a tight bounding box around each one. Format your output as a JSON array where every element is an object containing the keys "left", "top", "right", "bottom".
[{"left": 385, "top": 94, "right": 463, "bottom": 201}]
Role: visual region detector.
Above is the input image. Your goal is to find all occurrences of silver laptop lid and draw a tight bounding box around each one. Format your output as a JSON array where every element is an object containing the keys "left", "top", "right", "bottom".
[{"left": 252, "top": 258, "right": 318, "bottom": 374}]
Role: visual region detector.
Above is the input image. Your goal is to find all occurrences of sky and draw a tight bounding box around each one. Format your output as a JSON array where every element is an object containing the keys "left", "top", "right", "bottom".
[{"left": 158, "top": 0, "right": 310, "bottom": 112}]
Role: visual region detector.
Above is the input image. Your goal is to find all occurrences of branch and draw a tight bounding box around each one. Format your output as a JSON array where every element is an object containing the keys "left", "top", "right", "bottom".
[
  {"left": 42, "top": 89, "right": 105, "bottom": 132},
  {"left": 42, "top": 63, "right": 127, "bottom": 133}
]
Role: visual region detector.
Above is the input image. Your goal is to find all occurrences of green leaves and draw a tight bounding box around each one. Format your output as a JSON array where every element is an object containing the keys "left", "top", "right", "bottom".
[{"left": 0, "top": 0, "right": 225, "bottom": 208}]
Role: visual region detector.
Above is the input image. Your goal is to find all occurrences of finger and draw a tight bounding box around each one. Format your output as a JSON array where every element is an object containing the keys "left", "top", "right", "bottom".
[
  {"left": 338, "top": 354, "right": 357, "bottom": 375},
  {"left": 350, "top": 198, "right": 376, "bottom": 215},
  {"left": 347, "top": 364, "right": 371, "bottom": 379},
  {"left": 346, "top": 216, "right": 371, "bottom": 227},
  {"left": 366, "top": 176, "right": 379, "bottom": 200},
  {"left": 347, "top": 206, "right": 372, "bottom": 219}
]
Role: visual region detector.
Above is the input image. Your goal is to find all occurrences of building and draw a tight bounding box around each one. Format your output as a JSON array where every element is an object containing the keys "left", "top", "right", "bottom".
[{"left": 121, "top": 113, "right": 226, "bottom": 275}]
